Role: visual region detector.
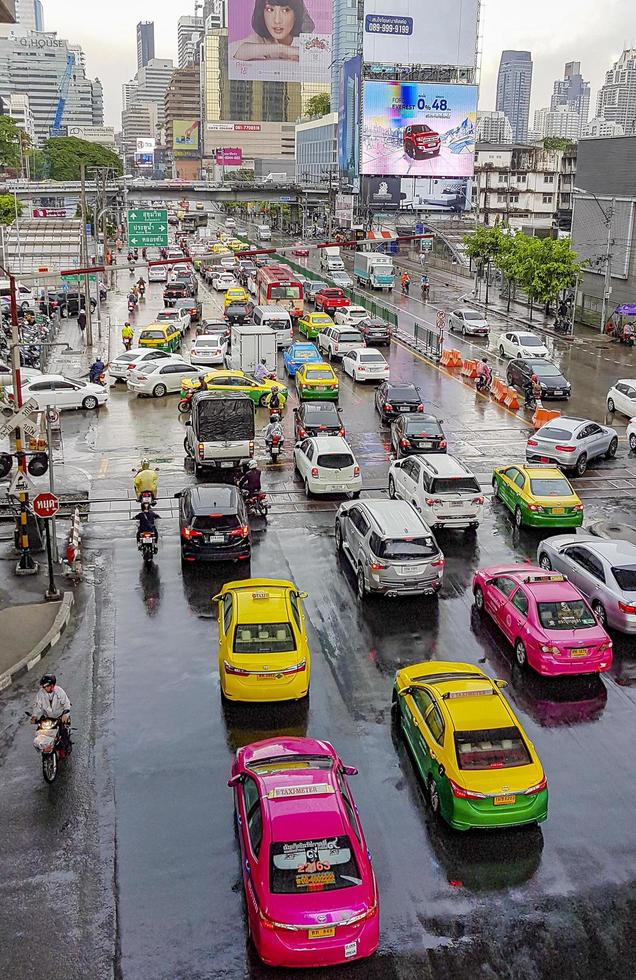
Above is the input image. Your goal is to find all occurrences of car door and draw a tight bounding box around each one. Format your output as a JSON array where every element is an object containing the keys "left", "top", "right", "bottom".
[
  {"left": 53, "top": 380, "right": 82, "bottom": 407},
  {"left": 342, "top": 351, "right": 355, "bottom": 377},
  {"left": 165, "top": 363, "right": 191, "bottom": 392},
  {"left": 294, "top": 438, "right": 312, "bottom": 479},
  {"left": 498, "top": 466, "right": 520, "bottom": 510},
  {"left": 237, "top": 774, "right": 263, "bottom": 907},
  {"left": 394, "top": 456, "right": 416, "bottom": 498},
  {"left": 556, "top": 544, "right": 590, "bottom": 591},
  {"left": 507, "top": 334, "right": 519, "bottom": 356},
  {"left": 576, "top": 423, "right": 601, "bottom": 460},
  {"left": 25, "top": 379, "right": 55, "bottom": 408},
  {"left": 563, "top": 545, "right": 606, "bottom": 604},
  {"left": 484, "top": 575, "right": 517, "bottom": 622},
  {"left": 586, "top": 422, "right": 609, "bottom": 459},
  {"left": 401, "top": 686, "right": 437, "bottom": 779},
  {"left": 344, "top": 506, "right": 370, "bottom": 562},
  {"left": 501, "top": 585, "right": 530, "bottom": 643},
  {"left": 619, "top": 383, "right": 636, "bottom": 417}
]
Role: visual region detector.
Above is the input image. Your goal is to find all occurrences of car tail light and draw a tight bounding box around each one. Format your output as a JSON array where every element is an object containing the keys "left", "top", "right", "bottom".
[
  {"left": 127, "top": 364, "right": 135, "bottom": 371},
  {"left": 298, "top": 426, "right": 306, "bottom": 437},
  {"left": 523, "top": 775, "right": 547, "bottom": 795},
  {"left": 384, "top": 403, "right": 393, "bottom": 412},
  {"left": 528, "top": 504, "right": 545, "bottom": 512},
  {"left": 472, "top": 496, "right": 485, "bottom": 505},
  {"left": 339, "top": 427, "right": 345, "bottom": 436},
  {"left": 426, "top": 498, "right": 442, "bottom": 506},
  {"left": 369, "top": 560, "right": 386, "bottom": 571},
  {"left": 311, "top": 467, "right": 319, "bottom": 477},
  {"left": 598, "top": 641, "right": 613, "bottom": 654},
  {"left": 344, "top": 901, "right": 378, "bottom": 926},
  {"left": 279, "top": 659, "right": 307, "bottom": 675},
  {"left": 555, "top": 445, "right": 576, "bottom": 452},
  {"left": 353, "top": 465, "right": 360, "bottom": 476},
  {"left": 257, "top": 907, "right": 296, "bottom": 931},
  {"left": 439, "top": 440, "right": 448, "bottom": 449},
  {"left": 540, "top": 644, "right": 560, "bottom": 655},
  {"left": 416, "top": 404, "right": 424, "bottom": 412},
  {"left": 449, "top": 779, "right": 486, "bottom": 800},
  {"left": 619, "top": 601, "right": 636, "bottom": 614},
  {"left": 249, "top": 441, "right": 254, "bottom": 453},
  {"left": 136, "top": 374, "right": 147, "bottom": 381},
  {"left": 400, "top": 438, "right": 411, "bottom": 448},
  {"left": 527, "top": 439, "right": 538, "bottom": 447},
  {"left": 358, "top": 365, "right": 366, "bottom": 372},
  {"left": 223, "top": 660, "right": 251, "bottom": 677},
  {"left": 181, "top": 527, "right": 203, "bottom": 540},
  {"left": 432, "top": 559, "right": 445, "bottom": 568},
  {"left": 229, "top": 525, "right": 249, "bottom": 539}
]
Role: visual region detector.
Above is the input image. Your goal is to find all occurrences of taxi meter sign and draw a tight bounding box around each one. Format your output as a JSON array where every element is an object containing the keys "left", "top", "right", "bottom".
[{"left": 33, "top": 492, "right": 60, "bottom": 519}]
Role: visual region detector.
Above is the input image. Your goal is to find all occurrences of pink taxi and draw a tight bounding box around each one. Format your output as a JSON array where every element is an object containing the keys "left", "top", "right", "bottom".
[
  {"left": 472, "top": 564, "right": 613, "bottom": 677},
  {"left": 228, "top": 736, "right": 379, "bottom": 968}
]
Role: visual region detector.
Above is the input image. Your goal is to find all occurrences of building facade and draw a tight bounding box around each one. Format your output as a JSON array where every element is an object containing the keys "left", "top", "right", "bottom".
[
  {"left": 551, "top": 61, "right": 590, "bottom": 128},
  {"left": 595, "top": 49, "right": 636, "bottom": 135},
  {"left": 583, "top": 117, "right": 625, "bottom": 139},
  {"left": 177, "top": 15, "right": 203, "bottom": 69},
  {"left": 331, "top": 0, "right": 358, "bottom": 119},
  {"left": 136, "top": 21, "right": 154, "bottom": 71},
  {"left": 476, "top": 110, "right": 513, "bottom": 143},
  {"left": 7, "top": 90, "right": 34, "bottom": 140},
  {"left": 296, "top": 112, "right": 337, "bottom": 184},
  {"left": 121, "top": 101, "right": 157, "bottom": 170},
  {"left": 203, "top": 0, "right": 226, "bottom": 30},
  {"left": 129, "top": 57, "right": 174, "bottom": 127},
  {"left": 533, "top": 105, "right": 582, "bottom": 140},
  {"left": 496, "top": 50, "right": 533, "bottom": 142},
  {"left": 165, "top": 64, "right": 201, "bottom": 176}
]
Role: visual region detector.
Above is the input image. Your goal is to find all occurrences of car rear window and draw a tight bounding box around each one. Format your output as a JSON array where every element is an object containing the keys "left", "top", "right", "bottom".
[
  {"left": 305, "top": 403, "right": 337, "bottom": 417},
  {"left": 405, "top": 418, "right": 443, "bottom": 435},
  {"left": 193, "top": 513, "right": 240, "bottom": 532},
  {"left": 454, "top": 726, "right": 532, "bottom": 770},
  {"left": 234, "top": 622, "right": 295, "bottom": 654},
  {"left": 389, "top": 386, "right": 419, "bottom": 399},
  {"left": 141, "top": 331, "right": 164, "bottom": 340},
  {"left": 157, "top": 312, "right": 176, "bottom": 320},
  {"left": 463, "top": 312, "right": 482, "bottom": 321},
  {"left": 249, "top": 755, "right": 333, "bottom": 775},
  {"left": 537, "top": 600, "right": 596, "bottom": 630},
  {"left": 196, "top": 336, "right": 222, "bottom": 347},
  {"left": 359, "top": 352, "right": 384, "bottom": 363},
  {"left": 529, "top": 478, "right": 573, "bottom": 496},
  {"left": 430, "top": 477, "right": 480, "bottom": 494},
  {"left": 372, "top": 536, "right": 437, "bottom": 560},
  {"left": 294, "top": 349, "right": 317, "bottom": 360},
  {"left": 317, "top": 453, "right": 353, "bottom": 469},
  {"left": 537, "top": 427, "right": 574, "bottom": 441},
  {"left": 306, "top": 369, "right": 333, "bottom": 380},
  {"left": 611, "top": 566, "right": 636, "bottom": 591},
  {"left": 270, "top": 836, "right": 361, "bottom": 894},
  {"left": 337, "top": 332, "right": 362, "bottom": 344}
]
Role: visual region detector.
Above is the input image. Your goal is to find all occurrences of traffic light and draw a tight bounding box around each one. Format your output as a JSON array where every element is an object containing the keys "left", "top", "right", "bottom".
[
  {"left": 0, "top": 452, "right": 11, "bottom": 479},
  {"left": 27, "top": 452, "right": 48, "bottom": 477}
]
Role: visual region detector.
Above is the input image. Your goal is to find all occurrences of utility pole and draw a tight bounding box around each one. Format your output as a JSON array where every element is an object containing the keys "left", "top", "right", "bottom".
[
  {"left": 600, "top": 197, "right": 616, "bottom": 334},
  {"left": 80, "top": 163, "right": 93, "bottom": 347},
  {"left": 9, "top": 275, "right": 38, "bottom": 575}
]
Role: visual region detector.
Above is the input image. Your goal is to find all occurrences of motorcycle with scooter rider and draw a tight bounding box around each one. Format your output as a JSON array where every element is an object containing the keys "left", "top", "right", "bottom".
[
  {"left": 265, "top": 413, "right": 284, "bottom": 462},
  {"left": 236, "top": 460, "right": 270, "bottom": 519},
  {"left": 131, "top": 461, "right": 160, "bottom": 563}
]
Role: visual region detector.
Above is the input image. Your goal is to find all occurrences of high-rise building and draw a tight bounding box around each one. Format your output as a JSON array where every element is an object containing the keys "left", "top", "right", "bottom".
[
  {"left": 331, "top": 0, "right": 358, "bottom": 118},
  {"left": 203, "top": 0, "right": 226, "bottom": 30},
  {"left": 8, "top": 91, "right": 35, "bottom": 142},
  {"left": 165, "top": 65, "right": 200, "bottom": 149},
  {"left": 33, "top": 0, "right": 42, "bottom": 30},
  {"left": 534, "top": 105, "right": 582, "bottom": 140},
  {"left": 121, "top": 101, "right": 157, "bottom": 169},
  {"left": 496, "top": 50, "right": 533, "bottom": 142},
  {"left": 596, "top": 49, "right": 636, "bottom": 136},
  {"left": 550, "top": 61, "right": 590, "bottom": 131},
  {"left": 583, "top": 117, "right": 625, "bottom": 139},
  {"left": 476, "top": 110, "right": 513, "bottom": 143},
  {"left": 13, "top": 0, "right": 36, "bottom": 30},
  {"left": 125, "top": 57, "right": 174, "bottom": 128},
  {"left": 136, "top": 21, "right": 154, "bottom": 70},
  {"left": 178, "top": 15, "right": 204, "bottom": 68}
]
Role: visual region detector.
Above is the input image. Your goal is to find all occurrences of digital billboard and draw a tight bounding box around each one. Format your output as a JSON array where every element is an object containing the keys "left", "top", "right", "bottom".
[
  {"left": 227, "top": 0, "right": 332, "bottom": 83},
  {"left": 361, "top": 81, "right": 478, "bottom": 178},
  {"left": 400, "top": 177, "right": 472, "bottom": 212},
  {"left": 362, "top": 0, "right": 479, "bottom": 67},
  {"left": 338, "top": 55, "right": 361, "bottom": 183},
  {"left": 173, "top": 120, "right": 200, "bottom": 155}
]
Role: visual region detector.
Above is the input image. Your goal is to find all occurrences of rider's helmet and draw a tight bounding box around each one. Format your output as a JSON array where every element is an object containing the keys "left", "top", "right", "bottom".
[
  {"left": 140, "top": 458, "right": 150, "bottom": 470},
  {"left": 247, "top": 459, "right": 258, "bottom": 470},
  {"left": 482, "top": 357, "right": 488, "bottom": 364},
  {"left": 260, "top": 357, "right": 267, "bottom": 364},
  {"left": 124, "top": 321, "right": 130, "bottom": 328},
  {"left": 531, "top": 373, "right": 538, "bottom": 382},
  {"left": 271, "top": 385, "right": 279, "bottom": 394},
  {"left": 40, "top": 674, "right": 56, "bottom": 687},
  {"left": 270, "top": 413, "right": 281, "bottom": 423}
]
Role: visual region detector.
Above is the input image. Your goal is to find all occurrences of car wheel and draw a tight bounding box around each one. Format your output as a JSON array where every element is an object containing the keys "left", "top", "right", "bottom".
[
  {"left": 607, "top": 398, "right": 615, "bottom": 413},
  {"left": 461, "top": 325, "right": 466, "bottom": 337},
  {"left": 606, "top": 436, "right": 618, "bottom": 459},
  {"left": 592, "top": 601, "right": 607, "bottom": 627},
  {"left": 474, "top": 585, "right": 484, "bottom": 611},
  {"left": 515, "top": 640, "right": 527, "bottom": 668},
  {"left": 499, "top": 344, "right": 505, "bottom": 357},
  {"left": 304, "top": 479, "right": 311, "bottom": 499},
  {"left": 82, "top": 395, "right": 98, "bottom": 410},
  {"left": 576, "top": 452, "right": 588, "bottom": 476},
  {"left": 427, "top": 776, "right": 440, "bottom": 815},
  {"left": 259, "top": 393, "right": 269, "bottom": 407},
  {"left": 630, "top": 433, "right": 636, "bottom": 452},
  {"left": 539, "top": 553, "right": 552, "bottom": 570},
  {"left": 357, "top": 565, "right": 367, "bottom": 600},
  {"left": 514, "top": 506, "right": 523, "bottom": 529},
  {"left": 388, "top": 475, "right": 396, "bottom": 499},
  {"left": 335, "top": 520, "right": 343, "bottom": 552},
  {"left": 506, "top": 372, "right": 513, "bottom": 385},
  {"left": 152, "top": 384, "right": 167, "bottom": 398}
]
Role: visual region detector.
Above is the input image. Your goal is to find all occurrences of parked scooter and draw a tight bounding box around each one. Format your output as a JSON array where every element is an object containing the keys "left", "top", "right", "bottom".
[{"left": 554, "top": 317, "right": 573, "bottom": 335}]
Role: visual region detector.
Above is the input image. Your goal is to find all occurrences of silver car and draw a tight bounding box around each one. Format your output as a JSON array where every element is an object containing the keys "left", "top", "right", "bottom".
[
  {"left": 335, "top": 498, "right": 444, "bottom": 599},
  {"left": 537, "top": 535, "right": 636, "bottom": 633},
  {"left": 526, "top": 417, "right": 618, "bottom": 476}
]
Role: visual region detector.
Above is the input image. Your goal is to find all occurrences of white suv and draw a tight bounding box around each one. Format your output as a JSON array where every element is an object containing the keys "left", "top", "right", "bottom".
[
  {"left": 388, "top": 453, "right": 484, "bottom": 530},
  {"left": 317, "top": 325, "right": 364, "bottom": 360}
]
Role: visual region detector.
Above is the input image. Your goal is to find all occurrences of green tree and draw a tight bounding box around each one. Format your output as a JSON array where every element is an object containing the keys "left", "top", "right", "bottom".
[
  {"left": 0, "top": 116, "right": 28, "bottom": 170},
  {"left": 543, "top": 136, "right": 573, "bottom": 152},
  {"left": 305, "top": 93, "right": 330, "bottom": 118},
  {"left": 464, "top": 225, "right": 508, "bottom": 306},
  {"left": 0, "top": 193, "right": 23, "bottom": 225},
  {"left": 41, "top": 136, "right": 123, "bottom": 181}
]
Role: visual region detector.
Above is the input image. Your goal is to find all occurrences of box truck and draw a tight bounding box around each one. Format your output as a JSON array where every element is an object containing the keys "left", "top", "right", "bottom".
[
  {"left": 320, "top": 246, "right": 345, "bottom": 273},
  {"left": 227, "top": 323, "right": 277, "bottom": 374},
  {"left": 353, "top": 252, "right": 395, "bottom": 290}
]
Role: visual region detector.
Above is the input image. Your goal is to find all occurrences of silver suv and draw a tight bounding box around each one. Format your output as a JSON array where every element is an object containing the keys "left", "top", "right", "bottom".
[
  {"left": 335, "top": 498, "right": 445, "bottom": 599},
  {"left": 526, "top": 417, "right": 618, "bottom": 476}
]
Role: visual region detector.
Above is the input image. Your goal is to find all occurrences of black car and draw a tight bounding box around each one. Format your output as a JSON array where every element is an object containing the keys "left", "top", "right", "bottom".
[
  {"left": 56, "top": 291, "right": 97, "bottom": 317},
  {"left": 174, "top": 297, "right": 203, "bottom": 322},
  {"left": 294, "top": 402, "right": 345, "bottom": 440},
  {"left": 225, "top": 301, "right": 254, "bottom": 325},
  {"left": 375, "top": 381, "right": 423, "bottom": 421},
  {"left": 391, "top": 413, "right": 447, "bottom": 457},
  {"left": 358, "top": 317, "right": 392, "bottom": 346},
  {"left": 163, "top": 282, "right": 191, "bottom": 307},
  {"left": 176, "top": 484, "right": 250, "bottom": 564},
  {"left": 506, "top": 357, "right": 571, "bottom": 400}
]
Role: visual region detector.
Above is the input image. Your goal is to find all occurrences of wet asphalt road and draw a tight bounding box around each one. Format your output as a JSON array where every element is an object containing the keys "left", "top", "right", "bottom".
[{"left": 3, "top": 232, "right": 636, "bottom": 979}]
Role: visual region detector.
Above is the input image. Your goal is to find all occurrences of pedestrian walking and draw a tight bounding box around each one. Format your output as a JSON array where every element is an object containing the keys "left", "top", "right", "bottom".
[{"left": 78, "top": 308, "right": 87, "bottom": 343}]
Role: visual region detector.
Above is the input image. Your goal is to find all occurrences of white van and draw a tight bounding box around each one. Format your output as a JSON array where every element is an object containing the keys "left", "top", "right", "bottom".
[
  {"left": 257, "top": 225, "right": 272, "bottom": 242},
  {"left": 252, "top": 305, "right": 293, "bottom": 347},
  {"left": 0, "top": 280, "right": 35, "bottom": 310}
]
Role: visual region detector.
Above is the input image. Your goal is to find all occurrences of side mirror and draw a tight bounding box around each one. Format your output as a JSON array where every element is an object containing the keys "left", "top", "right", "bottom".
[
  {"left": 212, "top": 593, "right": 223, "bottom": 603},
  {"left": 495, "top": 679, "right": 507, "bottom": 689},
  {"left": 296, "top": 591, "right": 308, "bottom": 599},
  {"left": 343, "top": 765, "right": 358, "bottom": 777},
  {"left": 173, "top": 491, "right": 182, "bottom": 499},
  {"left": 227, "top": 773, "right": 243, "bottom": 788}
]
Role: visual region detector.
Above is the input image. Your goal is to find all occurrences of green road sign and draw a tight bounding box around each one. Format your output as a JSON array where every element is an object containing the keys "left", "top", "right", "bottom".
[
  {"left": 61, "top": 273, "right": 97, "bottom": 284},
  {"left": 127, "top": 208, "right": 169, "bottom": 248}
]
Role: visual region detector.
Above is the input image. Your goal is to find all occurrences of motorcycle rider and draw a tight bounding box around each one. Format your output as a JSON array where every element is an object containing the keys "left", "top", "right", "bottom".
[
  {"left": 133, "top": 458, "right": 158, "bottom": 502},
  {"left": 525, "top": 373, "right": 542, "bottom": 408},
  {"left": 267, "top": 386, "right": 284, "bottom": 414},
  {"left": 238, "top": 459, "right": 262, "bottom": 498},
  {"left": 89, "top": 357, "right": 105, "bottom": 384},
  {"left": 31, "top": 674, "right": 71, "bottom": 754},
  {"left": 475, "top": 357, "right": 492, "bottom": 392},
  {"left": 254, "top": 358, "right": 272, "bottom": 383},
  {"left": 420, "top": 273, "right": 430, "bottom": 296},
  {"left": 121, "top": 322, "right": 134, "bottom": 349},
  {"left": 401, "top": 273, "right": 410, "bottom": 294},
  {"left": 137, "top": 276, "right": 146, "bottom": 295},
  {"left": 132, "top": 500, "right": 160, "bottom": 550},
  {"left": 264, "top": 412, "right": 284, "bottom": 453}
]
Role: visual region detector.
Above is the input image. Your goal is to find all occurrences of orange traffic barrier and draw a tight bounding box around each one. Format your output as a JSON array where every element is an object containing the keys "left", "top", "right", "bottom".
[
  {"left": 450, "top": 349, "right": 463, "bottom": 367},
  {"left": 491, "top": 378, "right": 505, "bottom": 402},
  {"left": 461, "top": 358, "right": 477, "bottom": 378},
  {"left": 532, "top": 407, "right": 561, "bottom": 430},
  {"left": 504, "top": 386, "right": 520, "bottom": 410},
  {"left": 440, "top": 349, "right": 453, "bottom": 367}
]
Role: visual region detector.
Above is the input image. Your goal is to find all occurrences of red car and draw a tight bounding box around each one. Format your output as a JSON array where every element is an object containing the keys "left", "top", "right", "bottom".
[
  {"left": 292, "top": 242, "right": 310, "bottom": 257},
  {"left": 404, "top": 124, "right": 441, "bottom": 160},
  {"left": 314, "top": 288, "right": 350, "bottom": 314}
]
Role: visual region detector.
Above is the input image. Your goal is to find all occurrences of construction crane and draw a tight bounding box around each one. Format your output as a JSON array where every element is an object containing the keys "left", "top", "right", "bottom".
[{"left": 49, "top": 53, "right": 76, "bottom": 138}]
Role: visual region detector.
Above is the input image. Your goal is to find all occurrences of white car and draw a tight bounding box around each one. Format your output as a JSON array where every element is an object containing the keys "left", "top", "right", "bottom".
[
  {"left": 0, "top": 359, "right": 41, "bottom": 385},
  {"left": 607, "top": 379, "right": 636, "bottom": 418},
  {"left": 126, "top": 357, "right": 206, "bottom": 398},
  {"left": 331, "top": 271, "right": 354, "bottom": 289},
  {"left": 334, "top": 306, "right": 370, "bottom": 327},
  {"left": 448, "top": 309, "right": 490, "bottom": 337},
  {"left": 220, "top": 257, "right": 236, "bottom": 271},
  {"left": 341, "top": 348, "right": 389, "bottom": 382},
  {"left": 293, "top": 435, "right": 362, "bottom": 498},
  {"left": 627, "top": 418, "right": 636, "bottom": 452},
  {"left": 148, "top": 264, "right": 168, "bottom": 283},
  {"left": 224, "top": 218, "right": 237, "bottom": 229},
  {"left": 157, "top": 307, "right": 191, "bottom": 335},
  {"left": 190, "top": 334, "right": 227, "bottom": 366},
  {"left": 497, "top": 330, "right": 549, "bottom": 359},
  {"left": 213, "top": 272, "right": 236, "bottom": 291},
  {"left": 6, "top": 374, "right": 108, "bottom": 411},
  {"left": 388, "top": 453, "right": 484, "bottom": 530},
  {"left": 108, "top": 348, "right": 178, "bottom": 382}
]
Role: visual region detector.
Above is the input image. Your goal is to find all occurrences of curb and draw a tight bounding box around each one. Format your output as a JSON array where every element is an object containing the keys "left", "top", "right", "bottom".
[{"left": 0, "top": 592, "right": 75, "bottom": 691}]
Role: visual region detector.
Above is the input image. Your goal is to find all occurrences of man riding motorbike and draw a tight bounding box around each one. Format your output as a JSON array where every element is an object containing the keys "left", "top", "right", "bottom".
[
  {"left": 524, "top": 373, "right": 542, "bottom": 408},
  {"left": 475, "top": 357, "right": 492, "bottom": 392},
  {"left": 420, "top": 273, "right": 430, "bottom": 297},
  {"left": 137, "top": 277, "right": 146, "bottom": 297},
  {"left": 31, "top": 674, "right": 72, "bottom": 754},
  {"left": 254, "top": 358, "right": 273, "bottom": 384},
  {"left": 132, "top": 501, "right": 160, "bottom": 550},
  {"left": 264, "top": 412, "right": 284, "bottom": 453},
  {"left": 238, "top": 459, "right": 262, "bottom": 499},
  {"left": 122, "top": 322, "right": 134, "bottom": 350},
  {"left": 89, "top": 357, "right": 106, "bottom": 384},
  {"left": 133, "top": 458, "right": 158, "bottom": 502},
  {"left": 401, "top": 273, "right": 410, "bottom": 295}
]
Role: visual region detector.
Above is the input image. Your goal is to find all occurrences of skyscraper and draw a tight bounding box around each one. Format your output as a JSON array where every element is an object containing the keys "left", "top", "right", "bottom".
[
  {"left": 136, "top": 21, "right": 154, "bottom": 70},
  {"left": 33, "top": 0, "right": 42, "bottom": 30},
  {"left": 13, "top": 0, "right": 37, "bottom": 30},
  {"left": 551, "top": 62, "right": 590, "bottom": 124},
  {"left": 331, "top": 0, "right": 359, "bottom": 116},
  {"left": 177, "top": 15, "right": 203, "bottom": 68},
  {"left": 496, "top": 50, "right": 533, "bottom": 142},
  {"left": 596, "top": 49, "right": 636, "bottom": 136}
]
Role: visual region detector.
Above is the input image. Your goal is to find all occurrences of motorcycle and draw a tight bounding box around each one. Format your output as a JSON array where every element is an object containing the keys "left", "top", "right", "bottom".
[
  {"left": 138, "top": 529, "right": 157, "bottom": 566},
  {"left": 28, "top": 712, "right": 70, "bottom": 783},
  {"left": 401, "top": 280, "right": 410, "bottom": 295},
  {"left": 268, "top": 432, "right": 284, "bottom": 462},
  {"left": 244, "top": 490, "right": 270, "bottom": 519},
  {"left": 138, "top": 283, "right": 146, "bottom": 300},
  {"left": 89, "top": 362, "right": 108, "bottom": 385},
  {"left": 128, "top": 299, "right": 136, "bottom": 314},
  {"left": 554, "top": 317, "right": 572, "bottom": 335},
  {"left": 421, "top": 282, "right": 430, "bottom": 299},
  {"left": 475, "top": 373, "right": 492, "bottom": 394},
  {"left": 615, "top": 325, "right": 634, "bottom": 347},
  {"left": 178, "top": 388, "right": 193, "bottom": 415},
  {"left": 123, "top": 335, "right": 132, "bottom": 351}
]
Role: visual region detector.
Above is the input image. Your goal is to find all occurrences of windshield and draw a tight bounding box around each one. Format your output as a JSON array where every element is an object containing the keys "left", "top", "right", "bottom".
[
  {"left": 270, "top": 285, "right": 301, "bottom": 299},
  {"left": 531, "top": 362, "right": 562, "bottom": 378},
  {"left": 405, "top": 418, "right": 443, "bottom": 435},
  {"left": 612, "top": 566, "right": 636, "bottom": 591},
  {"left": 359, "top": 353, "right": 385, "bottom": 363},
  {"left": 233, "top": 622, "right": 295, "bottom": 654},
  {"left": 270, "top": 836, "right": 361, "bottom": 894},
  {"left": 455, "top": 727, "right": 532, "bottom": 770},
  {"left": 317, "top": 453, "right": 353, "bottom": 469},
  {"left": 537, "top": 600, "right": 596, "bottom": 630},
  {"left": 374, "top": 536, "right": 437, "bottom": 560},
  {"left": 529, "top": 478, "right": 573, "bottom": 496}
]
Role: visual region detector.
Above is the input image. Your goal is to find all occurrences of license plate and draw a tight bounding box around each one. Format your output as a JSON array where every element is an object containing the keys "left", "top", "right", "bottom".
[
  {"left": 398, "top": 405, "right": 409, "bottom": 411},
  {"left": 570, "top": 648, "right": 588, "bottom": 657},
  {"left": 207, "top": 535, "right": 224, "bottom": 544},
  {"left": 539, "top": 456, "right": 550, "bottom": 463},
  {"left": 416, "top": 440, "right": 432, "bottom": 448},
  {"left": 449, "top": 501, "right": 464, "bottom": 508},
  {"left": 256, "top": 674, "right": 273, "bottom": 680},
  {"left": 493, "top": 794, "right": 516, "bottom": 806},
  {"left": 308, "top": 927, "right": 335, "bottom": 939},
  {"left": 552, "top": 507, "right": 565, "bottom": 515},
  {"left": 219, "top": 461, "right": 233, "bottom": 468},
  {"left": 553, "top": 390, "right": 563, "bottom": 395},
  {"left": 345, "top": 941, "right": 357, "bottom": 958},
  {"left": 329, "top": 485, "right": 346, "bottom": 491},
  {"left": 315, "top": 386, "right": 326, "bottom": 391}
]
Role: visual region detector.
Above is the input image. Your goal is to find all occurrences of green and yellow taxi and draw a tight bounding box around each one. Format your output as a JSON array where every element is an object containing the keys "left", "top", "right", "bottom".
[
  {"left": 181, "top": 369, "right": 288, "bottom": 407},
  {"left": 393, "top": 661, "right": 548, "bottom": 831},
  {"left": 492, "top": 464, "right": 584, "bottom": 529},
  {"left": 298, "top": 311, "right": 334, "bottom": 340},
  {"left": 227, "top": 239, "right": 249, "bottom": 252},
  {"left": 214, "top": 578, "right": 310, "bottom": 702},
  {"left": 138, "top": 322, "right": 182, "bottom": 353},
  {"left": 295, "top": 361, "right": 339, "bottom": 401},
  {"left": 224, "top": 286, "right": 250, "bottom": 309}
]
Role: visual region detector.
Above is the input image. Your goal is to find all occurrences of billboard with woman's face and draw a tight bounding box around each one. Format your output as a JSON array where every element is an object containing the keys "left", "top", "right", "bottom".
[{"left": 228, "top": 0, "right": 332, "bottom": 83}]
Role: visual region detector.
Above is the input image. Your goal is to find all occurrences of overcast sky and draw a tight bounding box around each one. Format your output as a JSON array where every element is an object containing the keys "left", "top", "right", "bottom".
[{"left": 45, "top": 0, "right": 633, "bottom": 128}]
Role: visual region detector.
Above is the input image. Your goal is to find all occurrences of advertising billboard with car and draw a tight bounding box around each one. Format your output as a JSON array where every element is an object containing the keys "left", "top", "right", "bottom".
[
  {"left": 361, "top": 81, "right": 478, "bottom": 177},
  {"left": 362, "top": 0, "right": 479, "bottom": 67},
  {"left": 227, "top": 0, "right": 332, "bottom": 83},
  {"left": 173, "top": 120, "right": 200, "bottom": 155}
]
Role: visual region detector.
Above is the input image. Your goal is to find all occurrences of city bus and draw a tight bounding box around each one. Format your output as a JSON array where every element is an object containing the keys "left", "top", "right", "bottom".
[{"left": 255, "top": 264, "right": 304, "bottom": 320}]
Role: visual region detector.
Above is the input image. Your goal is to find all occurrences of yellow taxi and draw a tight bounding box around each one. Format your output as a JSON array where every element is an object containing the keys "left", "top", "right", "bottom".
[
  {"left": 137, "top": 322, "right": 182, "bottom": 353},
  {"left": 211, "top": 242, "right": 232, "bottom": 255},
  {"left": 224, "top": 286, "right": 250, "bottom": 309},
  {"left": 492, "top": 464, "right": 584, "bottom": 529},
  {"left": 214, "top": 578, "right": 311, "bottom": 702},
  {"left": 295, "top": 361, "right": 339, "bottom": 401},
  {"left": 298, "top": 311, "right": 334, "bottom": 340},
  {"left": 226, "top": 239, "right": 248, "bottom": 252}
]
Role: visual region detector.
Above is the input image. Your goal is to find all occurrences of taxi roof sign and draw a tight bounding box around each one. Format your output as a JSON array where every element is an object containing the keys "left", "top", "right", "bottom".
[
  {"left": 267, "top": 783, "right": 335, "bottom": 800},
  {"left": 524, "top": 573, "right": 566, "bottom": 584},
  {"left": 251, "top": 591, "right": 269, "bottom": 599},
  {"left": 443, "top": 687, "right": 496, "bottom": 700}
]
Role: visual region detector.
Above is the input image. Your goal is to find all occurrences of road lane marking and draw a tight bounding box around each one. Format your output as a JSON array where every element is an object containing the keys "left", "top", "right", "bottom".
[{"left": 97, "top": 457, "right": 109, "bottom": 479}]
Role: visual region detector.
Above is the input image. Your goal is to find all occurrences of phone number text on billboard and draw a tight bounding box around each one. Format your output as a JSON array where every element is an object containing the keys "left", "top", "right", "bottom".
[{"left": 361, "top": 80, "right": 478, "bottom": 178}]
